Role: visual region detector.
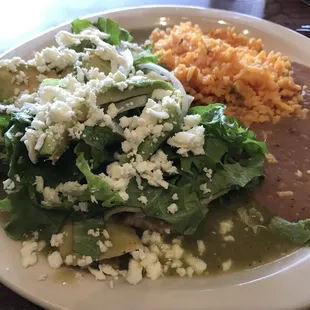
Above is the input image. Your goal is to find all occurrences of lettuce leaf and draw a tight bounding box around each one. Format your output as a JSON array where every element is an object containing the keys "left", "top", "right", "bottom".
[
  {"left": 0, "top": 188, "right": 69, "bottom": 241},
  {"left": 71, "top": 17, "right": 133, "bottom": 46},
  {"left": 269, "top": 217, "right": 310, "bottom": 245},
  {"left": 82, "top": 126, "right": 123, "bottom": 152},
  {"left": 95, "top": 17, "right": 133, "bottom": 45},
  {"left": 71, "top": 18, "right": 92, "bottom": 34},
  {"left": 76, "top": 153, "right": 123, "bottom": 207},
  {"left": 75, "top": 126, "right": 123, "bottom": 169},
  {"left": 133, "top": 50, "right": 161, "bottom": 66},
  {"left": 73, "top": 218, "right": 105, "bottom": 259},
  {"left": 3, "top": 111, "right": 32, "bottom": 179},
  {"left": 125, "top": 180, "right": 207, "bottom": 235},
  {"left": 0, "top": 113, "right": 11, "bottom": 131},
  {"left": 189, "top": 104, "right": 267, "bottom": 155}
]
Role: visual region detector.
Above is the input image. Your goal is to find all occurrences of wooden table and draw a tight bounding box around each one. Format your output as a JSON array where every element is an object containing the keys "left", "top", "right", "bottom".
[{"left": 0, "top": 0, "right": 309, "bottom": 309}]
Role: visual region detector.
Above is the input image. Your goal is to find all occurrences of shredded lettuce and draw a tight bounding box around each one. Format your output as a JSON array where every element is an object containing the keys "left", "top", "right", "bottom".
[
  {"left": 71, "top": 17, "right": 133, "bottom": 46},
  {"left": 133, "top": 50, "right": 161, "bottom": 66},
  {"left": 71, "top": 19, "right": 92, "bottom": 34},
  {"left": 76, "top": 153, "right": 123, "bottom": 207},
  {"left": 73, "top": 218, "right": 105, "bottom": 259},
  {"left": 189, "top": 104, "right": 268, "bottom": 155},
  {"left": 125, "top": 180, "right": 208, "bottom": 235},
  {"left": 269, "top": 217, "right": 310, "bottom": 245},
  {"left": 0, "top": 189, "right": 69, "bottom": 240}
]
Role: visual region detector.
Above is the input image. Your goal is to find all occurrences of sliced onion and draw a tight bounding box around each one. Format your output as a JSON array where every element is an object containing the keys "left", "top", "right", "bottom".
[
  {"left": 118, "top": 47, "right": 134, "bottom": 76},
  {"left": 138, "top": 63, "right": 190, "bottom": 116}
]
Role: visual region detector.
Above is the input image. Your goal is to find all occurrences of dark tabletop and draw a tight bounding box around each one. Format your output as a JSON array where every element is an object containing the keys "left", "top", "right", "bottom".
[{"left": 1, "top": 0, "right": 310, "bottom": 309}]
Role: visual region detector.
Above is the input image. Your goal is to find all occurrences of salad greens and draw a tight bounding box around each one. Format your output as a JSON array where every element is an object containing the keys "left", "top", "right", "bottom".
[
  {"left": 269, "top": 217, "right": 310, "bottom": 245},
  {"left": 0, "top": 16, "right": 307, "bottom": 270}
]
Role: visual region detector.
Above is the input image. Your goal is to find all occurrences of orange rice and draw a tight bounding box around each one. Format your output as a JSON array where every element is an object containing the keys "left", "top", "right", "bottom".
[{"left": 150, "top": 22, "right": 306, "bottom": 126}]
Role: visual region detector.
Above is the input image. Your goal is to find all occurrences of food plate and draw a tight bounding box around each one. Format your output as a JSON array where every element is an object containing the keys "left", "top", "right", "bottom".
[{"left": 1, "top": 5, "right": 310, "bottom": 310}]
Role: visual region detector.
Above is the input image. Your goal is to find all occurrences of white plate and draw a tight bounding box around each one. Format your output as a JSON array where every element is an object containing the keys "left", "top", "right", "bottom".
[{"left": 1, "top": 6, "right": 310, "bottom": 310}]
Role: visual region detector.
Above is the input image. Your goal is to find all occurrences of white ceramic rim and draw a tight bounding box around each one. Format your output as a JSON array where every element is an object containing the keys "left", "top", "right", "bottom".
[{"left": 1, "top": 6, "right": 310, "bottom": 310}]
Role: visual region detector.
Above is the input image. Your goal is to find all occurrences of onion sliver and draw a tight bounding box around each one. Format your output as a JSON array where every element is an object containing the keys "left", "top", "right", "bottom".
[{"left": 138, "top": 63, "right": 191, "bottom": 116}]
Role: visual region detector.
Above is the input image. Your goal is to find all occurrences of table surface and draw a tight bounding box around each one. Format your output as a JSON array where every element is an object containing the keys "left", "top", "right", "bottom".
[{"left": 1, "top": 0, "right": 310, "bottom": 309}]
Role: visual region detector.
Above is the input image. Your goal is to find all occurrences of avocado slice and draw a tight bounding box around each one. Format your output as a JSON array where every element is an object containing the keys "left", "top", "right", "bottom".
[
  {"left": 83, "top": 55, "right": 111, "bottom": 75},
  {"left": 0, "top": 64, "right": 58, "bottom": 101},
  {"left": 39, "top": 130, "right": 69, "bottom": 162},
  {"left": 97, "top": 79, "right": 174, "bottom": 105}
]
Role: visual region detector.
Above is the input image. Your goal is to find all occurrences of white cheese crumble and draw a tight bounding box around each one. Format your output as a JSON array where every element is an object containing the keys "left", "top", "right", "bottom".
[
  {"left": 13, "top": 70, "right": 29, "bottom": 86},
  {"left": 47, "top": 251, "right": 63, "bottom": 269},
  {"left": 183, "top": 114, "right": 201, "bottom": 130},
  {"left": 186, "top": 266, "right": 194, "bottom": 278},
  {"left": 64, "top": 255, "right": 75, "bottom": 266},
  {"left": 164, "top": 228, "right": 171, "bottom": 234},
  {"left": 185, "top": 256, "right": 207, "bottom": 275},
  {"left": 20, "top": 240, "right": 39, "bottom": 268},
  {"left": 77, "top": 255, "right": 93, "bottom": 267},
  {"left": 223, "top": 235, "right": 235, "bottom": 242},
  {"left": 3, "top": 178, "right": 15, "bottom": 192},
  {"left": 199, "top": 183, "right": 211, "bottom": 194},
  {"left": 97, "top": 240, "right": 108, "bottom": 253},
  {"left": 126, "top": 259, "right": 143, "bottom": 285},
  {"left": 88, "top": 229, "right": 100, "bottom": 237},
  {"left": 0, "top": 57, "right": 25, "bottom": 72},
  {"left": 42, "top": 187, "right": 60, "bottom": 205},
  {"left": 99, "top": 264, "right": 119, "bottom": 277},
  {"left": 222, "top": 259, "right": 233, "bottom": 272},
  {"left": 101, "top": 150, "right": 177, "bottom": 200},
  {"left": 50, "top": 233, "right": 65, "bottom": 247},
  {"left": 197, "top": 240, "right": 206, "bottom": 256},
  {"left": 203, "top": 167, "right": 213, "bottom": 179},
  {"left": 35, "top": 176, "right": 44, "bottom": 193},
  {"left": 219, "top": 220, "right": 234, "bottom": 235},
  {"left": 42, "top": 181, "right": 88, "bottom": 205},
  {"left": 104, "top": 240, "right": 113, "bottom": 248},
  {"left": 176, "top": 267, "right": 186, "bottom": 277},
  {"left": 171, "top": 193, "right": 179, "bottom": 201},
  {"left": 28, "top": 47, "right": 79, "bottom": 73},
  {"left": 137, "top": 195, "right": 148, "bottom": 205},
  {"left": 167, "top": 203, "right": 178, "bottom": 214},
  {"left": 167, "top": 125, "right": 205, "bottom": 157},
  {"left": 107, "top": 103, "right": 119, "bottom": 118},
  {"left": 55, "top": 28, "right": 109, "bottom": 47},
  {"left": 102, "top": 229, "right": 110, "bottom": 239},
  {"left": 119, "top": 95, "right": 179, "bottom": 156},
  {"left": 88, "top": 267, "right": 106, "bottom": 281}
]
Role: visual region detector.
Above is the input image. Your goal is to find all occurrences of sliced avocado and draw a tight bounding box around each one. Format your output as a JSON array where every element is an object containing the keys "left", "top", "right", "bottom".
[
  {"left": 97, "top": 79, "right": 174, "bottom": 105},
  {"left": 83, "top": 55, "right": 111, "bottom": 75},
  {"left": 99, "top": 222, "right": 142, "bottom": 260},
  {"left": 0, "top": 64, "right": 57, "bottom": 101},
  {"left": 39, "top": 130, "right": 69, "bottom": 162},
  {"left": 136, "top": 91, "right": 182, "bottom": 160}
]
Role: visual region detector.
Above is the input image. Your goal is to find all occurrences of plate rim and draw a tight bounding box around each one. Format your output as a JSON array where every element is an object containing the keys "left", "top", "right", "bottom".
[
  {"left": 1, "top": 5, "right": 310, "bottom": 310},
  {"left": 1, "top": 4, "right": 310, "bottom": 60}
]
